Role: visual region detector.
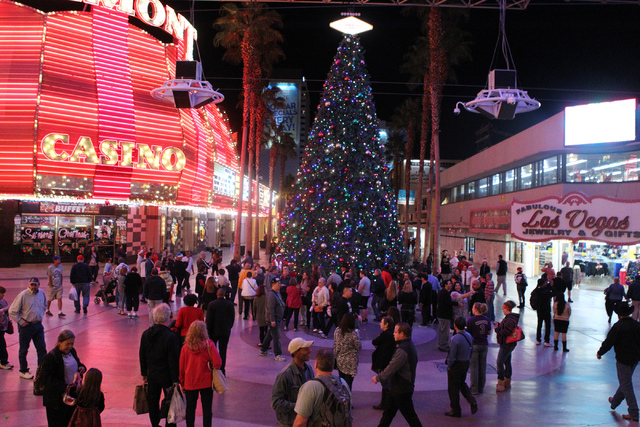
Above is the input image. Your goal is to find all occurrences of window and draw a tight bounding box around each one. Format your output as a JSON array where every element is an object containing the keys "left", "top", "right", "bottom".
[
  {"left": 477, "top": 177, "right": 488, "bottom": 198},
  {"left": 565, "top": 151, "right": 640, "bottom": 183},
  {"left": 541, "top": 156, "right": 559, "bottom": 186},
  {"left": 490, "top": 173, "right": 502, "bottom": 196},
  {"left": 467, "top": 181, "right": 476, "bottom": 199},
  {"left": 504, "top": 169, "right": 516, "bottom": 193},
  {"left": 465, "top": 237, "right": 475, "bottom": 262},
  {"left": 508, "top": 242, "right": 524, "bottom": 263},
  {"left": 520, "top": 164, "right": 533, "bottom": 189}
]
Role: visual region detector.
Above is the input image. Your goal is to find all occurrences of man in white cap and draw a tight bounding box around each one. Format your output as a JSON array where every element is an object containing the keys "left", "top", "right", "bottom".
[{"left": 271, "top": 337, "right": 315, "bottom": 427}]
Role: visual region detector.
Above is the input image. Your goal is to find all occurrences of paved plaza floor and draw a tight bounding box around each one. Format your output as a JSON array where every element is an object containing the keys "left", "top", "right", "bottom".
[{"left": 0, "top": 251, "right": 637, "bottom": 426}]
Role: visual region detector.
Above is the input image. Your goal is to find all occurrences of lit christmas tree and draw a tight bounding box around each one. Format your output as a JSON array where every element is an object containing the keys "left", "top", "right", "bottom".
[{"left": 280, "top": 34, "right": 405, "bottom": 272}]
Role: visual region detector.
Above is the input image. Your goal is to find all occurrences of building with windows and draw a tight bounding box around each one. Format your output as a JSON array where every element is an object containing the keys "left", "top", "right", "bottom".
[{"left": 439, "top": 99, "right": 640, "bottom": 280}]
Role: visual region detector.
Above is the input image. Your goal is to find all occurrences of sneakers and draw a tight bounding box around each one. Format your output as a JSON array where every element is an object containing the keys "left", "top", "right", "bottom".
[
  {"left": 293, "top": 328, "right": 298, "bottom": 332},
  {"left": 319, "top": 332, "right": 327, "bottom": 339},
  {"left": 58, "top": 312, "right": 66, "bottom": 317},
  {"left": 543, "top": 342, "right": 553, "bottom": 347},
  {"left": 283, "top": 326, "right": 288, "bottom": 331},
  {"left": 609, "top": 397, "right": 617, "bottom": 410},
  {"left": 74, "top": 309, "right": 80, "bottom": 314},
  {"left": 128, "top": 313, "right": 133, "bottom": 318},
  {"left": 19, "top": 371, "right": 34, "bottom": 380},
  {"left": 133, "top": 313, "right": 139, "bottom": 318},
  {"left": 312, "top": 329, "right": 319, "bottom": 333},
  {"left": 259, "top": 351, "right": 269, "bottom": 357},
  {"left": 623, "top": 414, "right": 640, "bottom": 421},
  {"left": 568, "top": 299, "right": 574, "bottom": 303},
  {"left": 274, "top": 355, "right": 286, "bottom": 362},
  {"left": 0, "top": 363, "right": 13, "bottom": 370},
  {"left": 45, "top": 311, "right": 53, "bottom": 316}
]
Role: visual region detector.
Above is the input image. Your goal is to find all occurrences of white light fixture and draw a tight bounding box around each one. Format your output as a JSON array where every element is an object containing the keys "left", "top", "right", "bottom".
[
  {"left": 151, "top": 61, "right": 224, "bottom": 109},
  {"left": 330, "top": 12, "right": 372, "bottom": 35}
]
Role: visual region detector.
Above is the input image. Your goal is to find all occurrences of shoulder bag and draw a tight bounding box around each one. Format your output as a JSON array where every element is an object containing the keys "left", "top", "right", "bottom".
[
  {"left": 207, "top": 342, "right": 228, "bottom": 394},
  {"left": 506, "top": 326, "right": 525, "bottom": 344}
]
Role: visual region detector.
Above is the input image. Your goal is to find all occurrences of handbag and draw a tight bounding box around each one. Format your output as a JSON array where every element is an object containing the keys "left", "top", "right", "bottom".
[
  {"left": 313, "top": 305, "right": 323, "bottom": 313},
  {"left": 69, "top": 286, "right": 78, "bottom": 301},
  {"left": 167, "top": 384, "right": 186, "bottom": 424},
  {"left": 62, "top": 383, "right": 78, "bottom": 406},
  {"left": 133, "top": 384, "right": 149, "bottom": 415},
  {"left": 506, "top": 326, "right": 525, "bottom": 344},
  {"left": 6, "top": 319, "right": 13, "bottom": 335},
  {"left": 207, "top": 342, "right": 228, "bottom": 394}
]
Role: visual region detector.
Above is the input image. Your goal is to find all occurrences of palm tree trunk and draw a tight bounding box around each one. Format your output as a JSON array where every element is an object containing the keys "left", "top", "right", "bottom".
[
  {"left": 253, "top": 95, "right": 266, "bottom": 260},
  {"left": 267, "top": 145, "right": 278, "bottom": 257},
  {"left": 234, "top": 37, "right": 255, "bottom": 261},
  {"left": 415, "top": 76, "right": 431, "bottom": 261},
  {"left": 424, "top": 119, "right": 435, "bottom": 265},
  {"left": 403, "top": 123, "right": 414, "bottom": 252}
]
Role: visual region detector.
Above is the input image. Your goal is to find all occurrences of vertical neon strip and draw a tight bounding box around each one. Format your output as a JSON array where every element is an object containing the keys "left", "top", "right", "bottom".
[{"left": 92, "top": 6, "right": 136, "bottom": 199}]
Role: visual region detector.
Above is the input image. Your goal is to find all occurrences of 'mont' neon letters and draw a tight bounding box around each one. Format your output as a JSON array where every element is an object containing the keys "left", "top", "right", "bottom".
[
  {"left": 68, "top": 0, "right": 197, "bottom": 59},
  {"left": 41, "top": 133, "right": 186, "bottom": 172}
]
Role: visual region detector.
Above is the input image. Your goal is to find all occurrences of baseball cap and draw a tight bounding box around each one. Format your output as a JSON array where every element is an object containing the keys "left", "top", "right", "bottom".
[
  {"left": 53, "top": 255, "right": 61, "bottom": 261},
  {"left": 77, "top": 255, "right": 84, "bottom": 261},
  {"left": 29, "top": 277, "right": 40, "bottom": 285},
  {"left": 288, "top": 337, "right": 313, "bottom": 355},
  {"left": 271, "top": 277, "right": 281, "bottom": 284},
  {"left": 517, "top": 267, "right": 523, "bottom": 271}
]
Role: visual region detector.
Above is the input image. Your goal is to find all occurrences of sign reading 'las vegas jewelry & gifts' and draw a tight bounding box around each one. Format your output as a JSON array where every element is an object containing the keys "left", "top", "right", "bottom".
[{"left": 511, "top": 192, "right": 640, "bottom": 245}]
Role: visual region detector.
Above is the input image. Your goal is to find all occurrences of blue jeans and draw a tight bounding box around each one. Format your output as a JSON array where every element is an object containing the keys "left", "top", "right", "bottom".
[
  {"left": 496, "top": 343, "right": 516, "bottom": 380},
  {"left": 486, "top": 296, "right": 495, "bottom": 321},
  {"left": 261, "top": 322, "right": 281, "bottom": 356},
  {"left": 470, "top": 344, "right": 488, "bottom": 393},
  {"left": 18, "top": 322, "right": 46, "bottom": 373},
  {"left": 371, "top": 294, "right": 383, "bottom": 318},
  {"left": 73, "top": 282, "right": 90, "bottom": 311},
  {"left": 612, "top": 361, "right": 639, "bottom": 419}
]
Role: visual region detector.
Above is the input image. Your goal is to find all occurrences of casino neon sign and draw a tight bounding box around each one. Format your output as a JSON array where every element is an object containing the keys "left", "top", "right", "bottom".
[
  {"left": 69, "top": 0, "right": 197, "bottom": 59},
  {"left": 41, "top": 133, "right": 186, "bottom": 172}
]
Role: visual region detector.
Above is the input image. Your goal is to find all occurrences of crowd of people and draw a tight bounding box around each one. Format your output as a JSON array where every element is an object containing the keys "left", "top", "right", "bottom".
[{"left": 2, "top": 245, "right": 640, "bottom": 426}]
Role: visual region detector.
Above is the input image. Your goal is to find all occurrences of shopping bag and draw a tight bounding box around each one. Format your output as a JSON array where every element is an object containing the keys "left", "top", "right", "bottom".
[
  {"left": 212, "top": 368, "right": 229, "bottom": 394},
  {"left": 167, "top": 384, "right": 186, "bottom": 424},
  {"left": 133, "top": 384, "right": 149, "bottom": 415},
  {"left": 69, "top": 286, "right": 78, "bottom": 301}
]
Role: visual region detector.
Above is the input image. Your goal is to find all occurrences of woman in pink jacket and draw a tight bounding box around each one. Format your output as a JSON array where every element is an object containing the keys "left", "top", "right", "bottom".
[
  {"left": 179, "top": 321, "right": 222, "bottom": 427},
  {"left": 284, "top": 278, "right": 303, "bottom": 331}
]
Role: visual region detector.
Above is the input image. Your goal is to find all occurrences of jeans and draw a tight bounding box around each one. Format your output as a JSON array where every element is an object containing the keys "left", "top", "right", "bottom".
[
  {"left": 89, "top": 265, "right": 99, "bottom": 281},
  {"left": 116, "top": 283, "right": 126, "bottom": 310},
  {"left": 448, "top": 360, "right": 476, "bottom": 415},
  {"left": 517, "top": 284, "right": 527, "bottom": 307},
  {"left": 185, "top": 387, "right": 213, "bottom": 427},
  {"left": 469, "top": 344, "right": 488, "bottom": 393},
  {"left": 73, "top": 282, "right": 90, "bottom": 312},
  {"left": 18, "top": 322, "right": 46, "bottom": 373},
  {"left": 284, "top": 307, "right": 300, "bottom": 329},
  {"left": 611, "top": 361, "right": 639, "bottom": 420},
  {"left": 486, "top": 296, "right": 495, "bottom": 321},
  {"left": 0, "top": 331, "right": 7, "bottom": 365},
  {"left": 339, "top": 370, "right": 354, "bottom": 391},
  {"left": 229, "top": 280, "right": 238, "bottom": 305},
  {"left": 378, "top": 391, "right": 422, "bottom": 427},
  {"left": 496, "top": 275, "right": 507, "bottom": 295},
  {"left": 212, "top": 335, "right": 230, "bottom": 374},
  {"left": 371, "top": 294, "right": 383, "bottom": 319},
  {"left": 148, "top": 299, "right": 163, "bottom": 326},
  {"left": 261, "top": 321, "right": 282, "bottom": 356},
  {"left": 147, "top": 381, "right": 176, "bottom": 427},
  {"left": 496, "top": 343, "right": 516, "bottom": 380},
  {"left": 313, "top": 308, "right": 326, "bottom": 331},
  {"left": 323, "top": 315, "right": 337, "bottom": 336},
  {"left": 243, "top": 297, "right": 253, "bottom": 319},
  {"left": 536, "top": 310, "right": 551, "bottom": 343},
  {"left": 437, "top": 318, "right": 451, "bottom": 350}
]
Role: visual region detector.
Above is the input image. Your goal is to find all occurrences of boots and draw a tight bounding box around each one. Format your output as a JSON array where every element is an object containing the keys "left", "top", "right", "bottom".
[
  {"left": 496, "top": 379, "right": 506, "bottom": 392},
  {"left": 554, "top": 340, "right": 559, "bottom": 351},
  {"left": 504, "top": 378, "right": 511, "bottom": 389},
  {"left": 562, "top": 340, "right": 570, "bottom": 352}
]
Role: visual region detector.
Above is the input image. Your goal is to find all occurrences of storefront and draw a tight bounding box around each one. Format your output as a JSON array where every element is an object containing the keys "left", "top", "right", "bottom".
[
  {"left": 439, "top": 99, "right": 640, "bottom": 279},
  {"left": 0, "top": 0, "right": 273, "bottom": 265}
]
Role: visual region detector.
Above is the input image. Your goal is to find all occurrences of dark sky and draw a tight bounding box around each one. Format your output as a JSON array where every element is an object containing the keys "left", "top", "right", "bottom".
[{"left": 181, "top": 2, "right": 640, "bottom": 160}]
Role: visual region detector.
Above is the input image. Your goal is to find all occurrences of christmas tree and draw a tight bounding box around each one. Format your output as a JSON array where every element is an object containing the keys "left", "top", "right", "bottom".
[{"left": 280, "top": 34, "right": 405, "bottom": 272}]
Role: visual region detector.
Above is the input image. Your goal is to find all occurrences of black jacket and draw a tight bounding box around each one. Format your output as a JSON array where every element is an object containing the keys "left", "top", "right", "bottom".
[
  {"left": 398, "top": 290, "right": 418, "bottom": 311},
  {"left": 419, "top": 280, "right": 432, "bottom": 306},
  {"left": 144, "top": 275, "right": 166, "bottom": 301},
  {"left": 139, "top": 324, "right": 179, "bottom": 386},
  {"left": 377, "top": 338, "right": 417, "bottom": 394},
  {"left": 437, "top": 289, "right": 454, "bottom": 319},
  {"left": 124, "top": 272, "right": 142, "bottom": 295},
  {"left": 335, "top": 296, "right": 353, "bottom": 327},
  {"left": 371, "top": 329, "right": 395, "bottom": 373},
  {"left": 598, "top": 317, "right": 640, "bottom": 366},
  {"left": 206, "top": 297, "right": 235, "bottom": 338},
  {"left": 627, "top": 279, "right": 640, "bottom": 301},
  {"left": 41, "top": 347, "right": 85, "bottom": 408},
  {"left": 70, "top": 261, "right": 92, "bottom": 285}
]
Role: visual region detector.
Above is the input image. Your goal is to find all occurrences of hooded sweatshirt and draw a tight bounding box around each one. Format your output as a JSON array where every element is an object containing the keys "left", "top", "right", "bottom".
[
  {"left": 139, "top": 324, "right": 180, "bottom": 385},
  {"left": 179, "top": 339, "right": 222, "bottom": 390}
]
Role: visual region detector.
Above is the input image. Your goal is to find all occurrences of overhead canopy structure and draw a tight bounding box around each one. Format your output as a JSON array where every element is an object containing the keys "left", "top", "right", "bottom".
[{"left": 201, "top": 0, "right": 638, "bottom": 8}]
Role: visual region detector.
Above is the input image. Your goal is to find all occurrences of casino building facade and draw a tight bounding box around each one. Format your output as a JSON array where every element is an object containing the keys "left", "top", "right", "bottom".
[
  {"left": 0, "top": 0, "right": 271, "bottom": 265},
  {"left": 439, "top": 99, "right": 640, "bottom": 281}
]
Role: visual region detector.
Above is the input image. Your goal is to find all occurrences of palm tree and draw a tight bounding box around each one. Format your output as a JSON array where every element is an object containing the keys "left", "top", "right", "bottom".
[
  {"left": 384, "top": 130, "right": 406, "bottom": 200},
  {"left": 391, "top": 98, "right": 420, "bottom": 252},
  {"left": 277, "top": 130, "right": 297, "bottom": 228},
  {"left": 213, "top": 2, "right": 283, "bottom": 261},
  {"left": 265, "top": 125, "right": 281, "bottom": 257}
]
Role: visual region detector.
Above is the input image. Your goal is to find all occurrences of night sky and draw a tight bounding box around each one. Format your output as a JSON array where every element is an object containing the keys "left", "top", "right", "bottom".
[{"left": 18, "top": 0, "right": 640, "bottom": 161}]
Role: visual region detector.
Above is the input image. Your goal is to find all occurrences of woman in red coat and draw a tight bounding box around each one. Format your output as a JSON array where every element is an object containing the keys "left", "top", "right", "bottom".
[
  {"left": 284, "top": 278, "right": 303, "bottom": 331},
  {"left": 174, "top": 294, "right": 203, "bottom": 345},
  {"left": 179, "top": 321, "right": 222, "bottom": 427}
]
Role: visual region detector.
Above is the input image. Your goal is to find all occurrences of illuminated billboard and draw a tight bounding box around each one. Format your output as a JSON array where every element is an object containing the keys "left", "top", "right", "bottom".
[
  {"left": 0, "top": 0, "right": 240, "bottom": 208},
  {"left": 564, "top": 98, "right": 637, "bottom": 146}
]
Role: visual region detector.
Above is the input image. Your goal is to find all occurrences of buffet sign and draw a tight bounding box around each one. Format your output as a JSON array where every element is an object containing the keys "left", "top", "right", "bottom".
[{"left": 511, "top": 192, "right": 640, "bottom": 245}]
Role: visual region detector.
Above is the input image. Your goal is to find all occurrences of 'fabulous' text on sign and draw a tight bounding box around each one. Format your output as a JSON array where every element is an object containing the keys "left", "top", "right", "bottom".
[{"left": 511, "top": 192, "right": 640, "bottom": 245}]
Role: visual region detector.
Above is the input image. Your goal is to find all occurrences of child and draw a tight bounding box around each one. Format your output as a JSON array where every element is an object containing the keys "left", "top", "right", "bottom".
[
  {"left": 0, "top": 286, "right": 12, "bottom": 370},
  {"left": 68, "top": 368, "right": 105, "bottom": 426}
]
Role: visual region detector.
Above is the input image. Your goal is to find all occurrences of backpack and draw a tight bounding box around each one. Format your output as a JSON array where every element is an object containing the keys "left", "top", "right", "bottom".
[
  {"left": 311, "top": 375, "right": 353, "bottom": 427},
  {"left": 529, "top": 287, "right": 540, "bottom": 311}
]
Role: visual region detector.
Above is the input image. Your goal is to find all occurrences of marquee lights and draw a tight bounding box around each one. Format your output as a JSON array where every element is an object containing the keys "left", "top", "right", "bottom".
[
  {"left": 69, "top": 0, "right": 197, "bottom": 59},
  {"left": 41, "top": 133, "right": 186, "bottom": 172}
]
